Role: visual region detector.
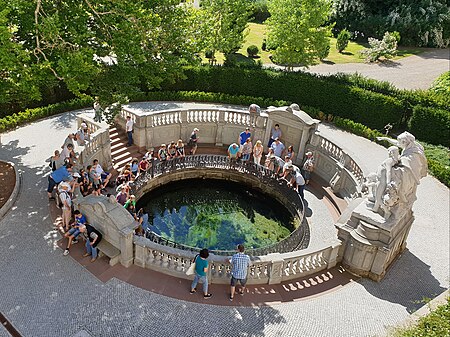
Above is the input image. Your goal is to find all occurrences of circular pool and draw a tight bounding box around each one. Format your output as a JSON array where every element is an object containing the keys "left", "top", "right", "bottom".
[{"left": 137, "top": 178, "right": 297, "bottom": 251}]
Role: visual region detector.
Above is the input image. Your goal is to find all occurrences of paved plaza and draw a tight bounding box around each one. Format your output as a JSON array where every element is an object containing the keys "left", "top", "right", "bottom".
[{"left": 0, "top": 103, "right": 448, "bottom": 337}]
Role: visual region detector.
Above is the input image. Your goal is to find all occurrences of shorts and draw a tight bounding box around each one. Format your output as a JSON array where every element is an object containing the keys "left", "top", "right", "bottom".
[
  {"left": 230, "top": 276, "right": 247, "bottom": 287},
  {"left": 68, "top": 227, "right": 81, "bottom": 238},
  {"left": 101, "top": 172, "right": 110, "bottom": 180}
]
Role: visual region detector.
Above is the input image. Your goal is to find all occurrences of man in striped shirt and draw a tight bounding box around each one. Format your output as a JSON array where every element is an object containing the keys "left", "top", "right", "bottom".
[{"left": 229, "top": 244, "right": 251, "bottom": 301}]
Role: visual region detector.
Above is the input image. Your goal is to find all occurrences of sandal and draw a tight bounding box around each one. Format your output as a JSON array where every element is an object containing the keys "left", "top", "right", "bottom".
[{"left": 229, "top": 295, "right": 234, "bottom": 301}]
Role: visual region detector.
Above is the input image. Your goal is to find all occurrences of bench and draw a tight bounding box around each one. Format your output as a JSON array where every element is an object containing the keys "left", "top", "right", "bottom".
[{"left": 96, "top": 240, "right": 120, "bottom": 266}]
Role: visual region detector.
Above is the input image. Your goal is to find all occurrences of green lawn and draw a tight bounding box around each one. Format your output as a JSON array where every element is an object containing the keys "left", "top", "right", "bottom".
[{"left": 207, "top": 23, "right": 424, "bottom": 66}]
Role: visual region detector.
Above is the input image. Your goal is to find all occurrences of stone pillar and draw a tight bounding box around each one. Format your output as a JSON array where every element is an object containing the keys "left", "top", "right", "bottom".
[
  {"left": 134, "top": 243, "right": 148, "bottom": 268},
  {"left": 215, "top": 110, "right": 225, "bottom": 146},
  {"left": 119, "top": 227, "right": 135, "bottom": 267},
  {"left": 180, "top": 110, "right": 189, "bottom": 143},
  {"left": 326, "top": 239, "right": 341, "bottom": 269},
  {"left": 267, "top": 253, "right": 284, "bottom": 285},
  {"left": 296, "top": 129, "right": 307, "bottom": 163}
]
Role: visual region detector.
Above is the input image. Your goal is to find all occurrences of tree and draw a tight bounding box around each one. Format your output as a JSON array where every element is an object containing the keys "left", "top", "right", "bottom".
[
  {"left": 332, "top": 0, "right": 450, "bottom": 47},
  {"left": 0, "top": 0, "right": 203, "bottom": 113},
  {"left": 360, "top": 32, "right": 399, "bottom": 63},
  {"left": 266, "top": 0, "right": 333, "bottom": 70},
  {"left": 200, "top": 0, "right": 251, "bottom": 57},
  {"left": 336, "top": 29, "right": 351, "bottom": 52}
]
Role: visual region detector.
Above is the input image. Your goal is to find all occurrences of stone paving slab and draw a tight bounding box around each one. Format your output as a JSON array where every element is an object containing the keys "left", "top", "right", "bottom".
[{"left": 0, "top": 104, "right": 448, "bottom": 337}]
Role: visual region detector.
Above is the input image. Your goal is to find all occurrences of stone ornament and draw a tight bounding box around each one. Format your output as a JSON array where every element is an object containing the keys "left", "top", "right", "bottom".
[{"left": 367, "top": 132, "right": 427, "bottom": 220}]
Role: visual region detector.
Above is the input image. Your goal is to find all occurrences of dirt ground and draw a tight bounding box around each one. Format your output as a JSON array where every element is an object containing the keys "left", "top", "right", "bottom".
[{"left": 0, "top": 161, "right": 16, "bottom": 210}]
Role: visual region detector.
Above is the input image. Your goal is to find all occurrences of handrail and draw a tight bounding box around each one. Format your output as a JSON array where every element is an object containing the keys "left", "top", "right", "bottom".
[{"left": 130, "top": 154, "right": 307, "bottom": 256}]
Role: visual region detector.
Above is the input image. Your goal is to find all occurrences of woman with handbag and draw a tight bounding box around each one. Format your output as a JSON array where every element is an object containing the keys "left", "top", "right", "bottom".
[{"left": 189, "top": 249, "right": 212, "bottom": 299}]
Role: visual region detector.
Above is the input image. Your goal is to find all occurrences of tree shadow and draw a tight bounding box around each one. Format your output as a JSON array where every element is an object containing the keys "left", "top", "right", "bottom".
[
  {"left": 360, "top": 249, "right": 446, "bottom": 313},
  {"left": 50, "top": 108, "right": 91, "bottom": 130},
  {"left": 376, "top": 59, "right": 401, "bottom": 68},
  {"left": 321, "top": 60, "right": 335, "bottom": 65},
  {"left": 340, "top": 51, "right": 353, "bottom": 56}
]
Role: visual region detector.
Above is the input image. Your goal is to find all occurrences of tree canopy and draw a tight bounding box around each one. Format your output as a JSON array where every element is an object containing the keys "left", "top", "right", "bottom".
[{"left": 266, "top": 0, "right": 333, "bottom": 69}]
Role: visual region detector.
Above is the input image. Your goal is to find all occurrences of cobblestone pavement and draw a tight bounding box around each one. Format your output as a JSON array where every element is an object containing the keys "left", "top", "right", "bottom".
[
  {"left": 0, "top": 104, "right": 448, "bottom": 337},
  {"left": 267, "top": 48, "right": 450, "bottom": 90}
]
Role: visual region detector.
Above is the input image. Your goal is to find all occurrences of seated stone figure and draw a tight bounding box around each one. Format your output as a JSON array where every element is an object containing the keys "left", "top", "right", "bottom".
[
  {"left": 372, "top": 146, "right": 400, "bottom": 213},
  {"left": 369, "top": 132, "right": 427, "bottom": 220}
]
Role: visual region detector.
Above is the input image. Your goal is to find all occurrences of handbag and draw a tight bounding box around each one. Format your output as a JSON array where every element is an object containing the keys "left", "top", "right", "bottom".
[{"left": 185, "top": 255, "right": 198, "bottom": 276}]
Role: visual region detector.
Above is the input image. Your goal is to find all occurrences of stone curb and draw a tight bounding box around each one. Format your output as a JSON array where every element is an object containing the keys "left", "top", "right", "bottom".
[
  {"left": 384, "top": 288, "right": 449, "bottom": 336},
  {"left": 410, "top": 288, "right": 449, "bottom": 322},
  {"left": 0, "top": 161, "right": 21, "bottom": 220}
]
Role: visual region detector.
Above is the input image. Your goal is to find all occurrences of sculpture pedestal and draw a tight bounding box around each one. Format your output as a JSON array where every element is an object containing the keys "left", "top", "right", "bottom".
[{"left": 335, "top": 199, "right": 414, "bottom": 281}]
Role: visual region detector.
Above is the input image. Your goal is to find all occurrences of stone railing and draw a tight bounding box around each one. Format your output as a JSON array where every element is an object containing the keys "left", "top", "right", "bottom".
[
  {"left": 134, "top": 235, "right": 341, "bottom": 285},
  {"left": 131, "top": 154, "right": 308, "bottom": 256},
  {"left": 307, "top": 132, "right": 364, "bottom": 200},
  {"left": 117, "top": 106, "right": 268, "bottom": 151},
  {"left": 77, "top": 115, "right": 112, "bottom": 170}
]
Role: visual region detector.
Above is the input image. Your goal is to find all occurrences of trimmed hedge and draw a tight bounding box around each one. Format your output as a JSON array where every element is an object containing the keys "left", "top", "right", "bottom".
[
  {"left": 166, "top": 67, "right": 405, "bottom": 130},
  {"left": 409, "top": 105, "right": 450, "bottom": 147},
  {"left": 0, "top": 97, "right": 93, "bottom": 133}
]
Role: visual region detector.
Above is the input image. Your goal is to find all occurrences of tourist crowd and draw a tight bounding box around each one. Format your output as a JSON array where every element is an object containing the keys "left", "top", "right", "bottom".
[{"left": 45, "top": 106, "right": 314, "bottom": 300}]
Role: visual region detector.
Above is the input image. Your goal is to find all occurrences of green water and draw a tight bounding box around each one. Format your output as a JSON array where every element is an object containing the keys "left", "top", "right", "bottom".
[{"left": 137, "top": 179, "right": 295, "bottom": 251}]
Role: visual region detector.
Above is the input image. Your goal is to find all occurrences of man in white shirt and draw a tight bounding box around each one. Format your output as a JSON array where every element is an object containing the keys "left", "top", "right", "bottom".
[{"left": 126, "top": 116, "right": 133, "bottom": 146}]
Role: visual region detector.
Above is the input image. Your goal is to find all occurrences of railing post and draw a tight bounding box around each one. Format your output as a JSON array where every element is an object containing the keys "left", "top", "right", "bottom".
[
  {"left": 215, "top": 110, "right": 225, "bottom": 146},
  {"left": 326, "top": 239, "right": 342, "bottom": 268},
  {"left": 268, "top": 253, "right": 284, "bottom": 285}
]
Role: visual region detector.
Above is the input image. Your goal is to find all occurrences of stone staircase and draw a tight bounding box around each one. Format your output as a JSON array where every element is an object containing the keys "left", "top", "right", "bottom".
[{"left": 109, "top": 126, "right": 143, "bottom": 173}]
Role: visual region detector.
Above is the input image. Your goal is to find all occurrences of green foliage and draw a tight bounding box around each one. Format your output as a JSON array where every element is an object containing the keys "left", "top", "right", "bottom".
[
  {"left": 360, "top": 32, "right": 399, "bottom": 63},
  {"left": 168, "top": 66, "right": 404, "bottom": 130},
  {"left": 430, "top": 71, "right": 450, "bottom": 97},
  {"left": 332, "top": 0, "right": 450, "bottom": 47},
  {"left": 336, "top": 29, "right": 351, "bottom": 52},
  {"left": 205, "top": 50, "right": 215, "bottom": 59},
  {"left": 408, "top": 105, "right": 450, "bottom": 147},
  {"left": 266, "top": 0, "right": 333, "bottom": 69},
  {"left": 249, "top": 0, "right": 270, "bottom": 23},
  {"left": 200, "top": 0, "right": 251, "bottom": 55},
  {"left": 0, "top": 97, "right": 93, "bottom": 133},
  {"left": 0, "top": 0, "right": 203, "bottom": 113},
  {"left": 247, "top": 45, "right": 260, "bottom": 57},
  {"left": 391, "top": 297, "right": 450, "bottom": 337}
]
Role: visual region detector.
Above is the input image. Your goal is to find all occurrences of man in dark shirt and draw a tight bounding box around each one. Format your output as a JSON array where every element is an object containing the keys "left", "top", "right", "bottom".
[{"left": 80, "top": 224, "right": 103, "bottom": 263}]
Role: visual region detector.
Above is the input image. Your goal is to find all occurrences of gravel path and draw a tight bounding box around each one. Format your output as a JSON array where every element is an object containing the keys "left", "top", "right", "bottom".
[{"left": 268, "top": 48, "right": 450, "bottom": 90}]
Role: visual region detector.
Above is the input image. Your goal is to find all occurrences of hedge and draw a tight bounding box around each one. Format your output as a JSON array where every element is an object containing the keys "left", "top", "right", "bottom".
[
  {"left": 409, "top": 105, "right": 450, "bottom": 147},
  {"left": 166, "top": 67, "right": 405, "bottom": 130},
  {"left": 0, "top": 97, "right": 93, "bottom": 133},
  {"left": 1, "top": 89, "right": 448, "bottom": 187}
]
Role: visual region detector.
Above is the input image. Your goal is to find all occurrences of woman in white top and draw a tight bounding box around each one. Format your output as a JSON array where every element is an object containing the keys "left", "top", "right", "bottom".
[{"left": 253, "top": 140, "right": 263, "bottom": 165}]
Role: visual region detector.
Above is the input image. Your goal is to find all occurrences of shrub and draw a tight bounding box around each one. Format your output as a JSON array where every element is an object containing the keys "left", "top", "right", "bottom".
[
  {"left": 336, "top": 29, "right": 351, "bottom": 52},
  {"left": 360, "top": 32, "right": 398, "bottom": 62},
  {"left": 250, "top": 0, "right": 270, "bottom": 23},
  {"left": 247, "top": 45, "right": 259, "bottom": 57},
  {"left": 0, "top": 97, "right": 93, "bottom": 133},
  {"left": 205, "top": 50, "right": 214, "bottom": 59},
  {"left": 408, "top": 105, "right": 450, "bottom": 147},
  {"left": 318, "top": 45, "right": 331, "bottom": 60},
  {"left": 430, "top": 71, "right": 450, "bottom": 96},
  {"left": 167, "top": 66, "right": 405, "bottom": 130},
  {"left": 261, "top": 38, "right": 267, "bottom": 51}
]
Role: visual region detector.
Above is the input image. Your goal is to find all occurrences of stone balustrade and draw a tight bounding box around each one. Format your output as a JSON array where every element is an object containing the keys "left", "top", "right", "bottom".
[
  {"left": 307, "top": 132, "right": 364, "bottom": 200},
  {"left": 118, "top": 105, "right": 268, "bottom": 152},
  {"left": 134, "top": 235, "right": 341, "bottom": 285},
  {"left": 77, "top": 115, "right": 112, "bottom": 170}
]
